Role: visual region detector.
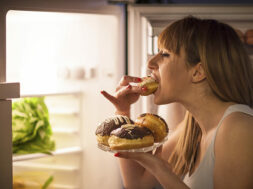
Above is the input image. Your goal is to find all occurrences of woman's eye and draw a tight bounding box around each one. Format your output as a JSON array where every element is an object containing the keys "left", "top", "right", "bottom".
[{"left": 161, "top": 52, "right": 170, "bottom": 57}]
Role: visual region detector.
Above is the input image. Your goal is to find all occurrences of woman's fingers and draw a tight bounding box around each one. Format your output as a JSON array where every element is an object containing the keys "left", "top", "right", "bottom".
[
  {"left": 115, "top": 85, "right": 142, "bottom": 97},
  {"left": 153, "top": 145, "right": 163, "bottom": 157},
  {"left": 101, "top": 79, "right": 144, "bottom": 114},
  {"left": 101, "top": 90, "right": 118, "bottom": 105},
  {"left": 114, "top": 152, "right": 164, "bottom": 173},
  {"left": 114, "top": 151, "right": 172, "bottom": 172},
  {"left": 114, "top": 152, "right": 149, "bottom": 161},
  {"left": 101, "top": 85, "right": 142, "bottom": 106},
  {"left": 103, "top": 75, "right": 143, "bottom": 101},
  {"left": 119, "top": 76, "right": 142, "bottom": 86}
]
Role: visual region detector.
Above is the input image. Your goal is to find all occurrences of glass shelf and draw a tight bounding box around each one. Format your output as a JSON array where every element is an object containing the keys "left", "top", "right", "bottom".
[
  {"left": 13, "top": 146, "right": 82, "bottom": 162},
  {"left": 51, "top": 184, "right": 79, "bottom": 189},
  {"left": 20, "top": 90, "right": 82, "bottom": 98},
  {"left": 13, "top": 162, "right": 79, "bottom": 172},
  {"left": 52, "top": 128, "right": 79, "bottom": 134}
]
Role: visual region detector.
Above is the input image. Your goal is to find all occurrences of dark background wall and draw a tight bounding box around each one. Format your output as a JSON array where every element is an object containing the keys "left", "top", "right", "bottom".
[{"left": 135, "top": 0, "right": 253, "bottom": 4}]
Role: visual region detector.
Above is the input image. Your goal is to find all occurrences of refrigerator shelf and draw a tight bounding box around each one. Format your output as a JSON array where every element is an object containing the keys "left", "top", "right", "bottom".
[
  {"left": 50, "top": 184, "right": 79, "bottom": 189},
  {"left": 13, "top": 146, "right": 82, "bottom": 162},
  {"left": 49, "top": 108, "right": 80, "bottom": 116},
  {"left": 49, "top": 184, "right": 80, "bottom": 189},
  {"left": 13, "top": 162, "right": 79, "bottom": 172},
  {"left": 20, "top": 90, "right": 82, "bottom": 98},
  {"left": 13, "top": 182, "right": 79, "bottom": 189},
  {"left": 52, "top": 128, "right": 79, "bottom": 134}
]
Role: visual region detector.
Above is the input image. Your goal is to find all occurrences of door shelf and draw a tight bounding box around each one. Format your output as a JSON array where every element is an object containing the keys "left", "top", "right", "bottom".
[{"left": 13, "top": 146, "right": 82, "bottom": 162}]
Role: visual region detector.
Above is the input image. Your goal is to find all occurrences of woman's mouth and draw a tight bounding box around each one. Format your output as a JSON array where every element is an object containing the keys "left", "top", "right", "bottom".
[
  {"left": 149, "top": 73, "right": 159, "bottom": 95},
  {"left": 150, "top": 73, "right": 158, "bottom": 83}
]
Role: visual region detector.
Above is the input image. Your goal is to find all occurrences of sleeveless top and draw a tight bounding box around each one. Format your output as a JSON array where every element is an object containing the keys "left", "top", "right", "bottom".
[{"left": 183, "top": 104, "right": 253, "bottom": 189}]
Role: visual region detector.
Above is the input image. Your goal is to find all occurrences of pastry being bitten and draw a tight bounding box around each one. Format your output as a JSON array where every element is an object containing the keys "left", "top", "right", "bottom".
[
  {"left": 135, "top": 113, "right": 168, "bottom": 142},
  {"left": 108, "top": 124, "right": 154, "bottom": 150},
  {"left": 138, "top": 76, "right": 158, "bottom": 96},
  {"left": 95, "top": 115, "right": 134, "bottom": 146}
]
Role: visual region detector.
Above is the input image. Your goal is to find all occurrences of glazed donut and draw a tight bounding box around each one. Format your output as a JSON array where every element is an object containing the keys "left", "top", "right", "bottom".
[
  {"left": 95, "top": 115, "right": 134, "bottom": 146},
  {"left": 135, "top": 113, "right": 168, "bottom": 142},
  {"left": 108, "top": 124, "right": 154, "bottom": 150},
  {"left": 138, "top": 76, "right": 158, "bottom": 96}
]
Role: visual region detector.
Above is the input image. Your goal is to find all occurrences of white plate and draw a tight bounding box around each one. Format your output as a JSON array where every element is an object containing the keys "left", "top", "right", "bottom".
[{"left": 97, "top": 136, "right": 168, "bottom": 153}]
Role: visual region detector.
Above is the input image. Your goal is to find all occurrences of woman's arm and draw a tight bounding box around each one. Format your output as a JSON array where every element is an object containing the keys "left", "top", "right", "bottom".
[
  {"left": 101, "top": 76, "right": 187, "bottom": 188},
  {"left": 116, "top": 137, "right": 189, "bottom": 189},
  {"left": 214, "top": 112, "right": 253, "bottom": 188},
  {"left": 116, "top": 120, "right": 185, "bottom": 189}
]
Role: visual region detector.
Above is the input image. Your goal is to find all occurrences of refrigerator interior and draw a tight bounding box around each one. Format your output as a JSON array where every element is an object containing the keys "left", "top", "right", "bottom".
[{"left": 7, "top": 10, "right": 124, "bottom": 189}]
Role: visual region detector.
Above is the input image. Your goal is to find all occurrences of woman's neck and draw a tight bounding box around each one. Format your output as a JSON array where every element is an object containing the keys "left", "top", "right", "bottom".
[{"left": 181, "top": 96, "right": 234, "bottom": 136}]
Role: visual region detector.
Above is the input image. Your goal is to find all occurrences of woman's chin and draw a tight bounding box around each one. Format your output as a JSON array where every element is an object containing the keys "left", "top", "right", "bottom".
[
  {"left": 154, "top": 96, "right": 164, "bottom": 105},
  {"left": 154, "top": 94, "right": 175, "bottom": 105}
]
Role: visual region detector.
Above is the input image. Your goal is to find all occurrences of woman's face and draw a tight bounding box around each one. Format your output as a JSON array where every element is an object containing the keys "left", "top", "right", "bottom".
[{"left": 148, "top": 48, "right": 192, "bottom": 105}]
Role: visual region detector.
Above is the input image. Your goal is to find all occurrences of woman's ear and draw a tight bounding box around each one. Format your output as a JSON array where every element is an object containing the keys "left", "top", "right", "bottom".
[{"left": 191, "top": 63, "right": 206, "bottom": 83}]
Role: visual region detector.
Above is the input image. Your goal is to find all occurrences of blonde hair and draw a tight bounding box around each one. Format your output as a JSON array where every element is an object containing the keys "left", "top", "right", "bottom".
[{"left": 158, "top": 16, "right": 253, "bottom": 176}]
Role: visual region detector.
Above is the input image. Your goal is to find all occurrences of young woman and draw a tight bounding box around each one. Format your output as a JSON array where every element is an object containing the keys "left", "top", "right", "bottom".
[{"left": 101, "top": 16, "right": 253, "bottom": 189}]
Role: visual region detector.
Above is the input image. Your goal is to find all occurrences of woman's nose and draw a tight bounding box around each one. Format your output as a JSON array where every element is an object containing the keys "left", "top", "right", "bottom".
[{"left": 148, "top": 54, "right": 159, "bottom": 70}]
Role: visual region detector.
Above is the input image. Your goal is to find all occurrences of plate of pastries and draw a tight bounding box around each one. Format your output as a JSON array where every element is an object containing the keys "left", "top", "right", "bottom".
[{"left": 95, "top": 113, "right": 169, "bottom": 153}]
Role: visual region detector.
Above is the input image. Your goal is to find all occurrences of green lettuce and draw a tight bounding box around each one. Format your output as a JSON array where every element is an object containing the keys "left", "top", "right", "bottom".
[
  {"left": 42, "top": 175, "right": 54, "bottom": 189},
  {"left": 12, "top": 97, "right": 55, "bottom": 154}
]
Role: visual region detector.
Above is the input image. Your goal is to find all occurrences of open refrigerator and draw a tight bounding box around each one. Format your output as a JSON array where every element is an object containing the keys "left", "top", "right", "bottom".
[
  {"left": 0, "top": 1, "right": 253, "bottom": 189},
  {"left": 0, "top": 1, "right": 125, "bottom": 189}
]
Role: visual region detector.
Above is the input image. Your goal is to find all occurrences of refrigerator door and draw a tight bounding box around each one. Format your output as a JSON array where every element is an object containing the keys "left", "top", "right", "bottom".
[
  {"left": 0, "top": 99, "right": 13, "bottom": 188},
  {"left": 0, "top": 8, "right": 20, "bottom": 186},
  {"left": 0, "top": 1, "right": 125, "bottom": 188}
]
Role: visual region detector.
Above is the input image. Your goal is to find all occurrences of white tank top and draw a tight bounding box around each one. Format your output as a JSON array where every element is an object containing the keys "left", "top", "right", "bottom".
[{"left": 183, "top": 104, "right": 253, "bottom": 189}]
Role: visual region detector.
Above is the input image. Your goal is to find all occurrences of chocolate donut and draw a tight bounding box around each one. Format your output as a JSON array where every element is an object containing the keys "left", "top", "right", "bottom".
[
  {"left": 95, "top": 115, "right": 134, "bottom": 146},
  {"left": 108, "top": 124, "right": 154, "bottom": 150},
  {"left": 138, "top": 76, "right": 158, "bottom": 96},
  {"left": 135, "top": 113, "right": 168, "bottom": 142}
]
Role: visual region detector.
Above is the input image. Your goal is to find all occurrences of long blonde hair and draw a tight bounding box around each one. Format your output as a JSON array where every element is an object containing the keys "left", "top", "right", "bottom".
[{"left": 158, "top": 16, "right": 253, "bottom": 176}]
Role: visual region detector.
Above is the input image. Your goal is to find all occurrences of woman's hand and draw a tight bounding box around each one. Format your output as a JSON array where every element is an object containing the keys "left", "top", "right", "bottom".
[
  {"left": 114, "top": 147, "right": 189, "bottom": 189},
  {"left": 101, "top": 76, "right": 146, "bottom": 115},
  {"left": 114, "top": 146, "right": 171, "bottom": 178}
]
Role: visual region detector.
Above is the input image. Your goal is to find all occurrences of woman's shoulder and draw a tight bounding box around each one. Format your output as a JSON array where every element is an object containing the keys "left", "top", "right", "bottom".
[
  {"left": 212, "top": 108, "right": 253, "bottom": 189},
  {"left": 214, "top": 109, "right": 253, "bottom": 187},
  {"left": 216, "top": 110, "right": 253, "bottom": 153},
  {"left": 221, "top": 110, "right": 253, "bottom": 133}
]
